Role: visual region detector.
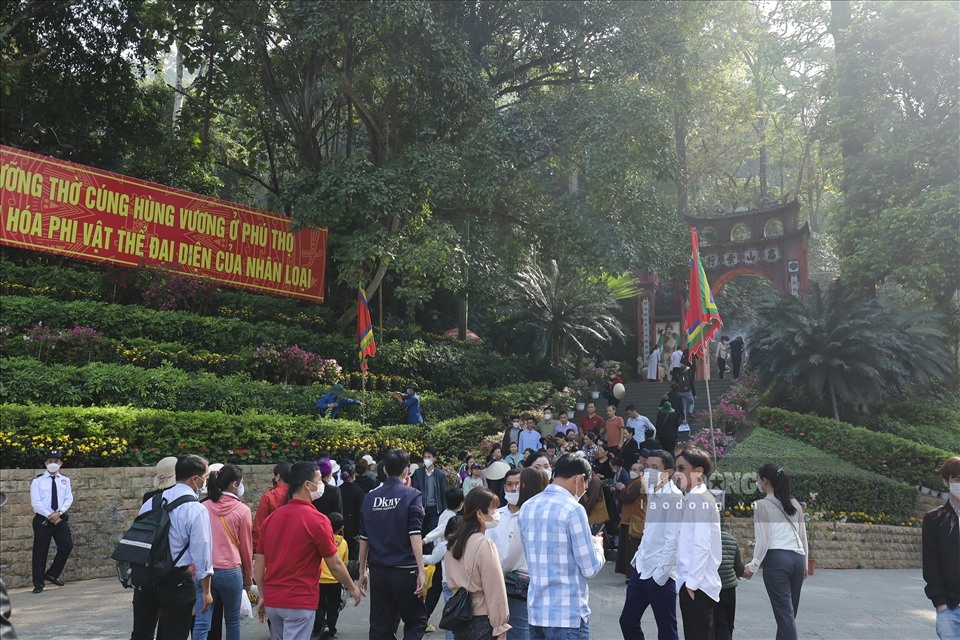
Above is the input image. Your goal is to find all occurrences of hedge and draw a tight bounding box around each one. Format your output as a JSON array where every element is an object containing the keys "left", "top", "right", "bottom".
[
  {"left": 718, "top": 427, "right": 916, "bottom": 523},
  {"left": 0, "top": 404, "right": 425, "bottom": 468},
  {"left": 866, "top": 400, "right": 960, "bottom": 452},
  {"left": 757, "top": 407, "right": 950, "bottom": 489},
  {"left": 0, "top": 295, "right": 348, "bottom": 360},
  {"left": 379, "top": 413, "right": 502, "bottom": 461}
]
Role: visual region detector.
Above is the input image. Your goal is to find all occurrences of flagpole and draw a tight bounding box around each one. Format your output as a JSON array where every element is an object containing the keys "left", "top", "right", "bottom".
[
  {"left": 361, "top": 367, "right": 367, "bottom": 428},
  {"left": 705, "top": 338, "right": 717, "bottom": 462}
]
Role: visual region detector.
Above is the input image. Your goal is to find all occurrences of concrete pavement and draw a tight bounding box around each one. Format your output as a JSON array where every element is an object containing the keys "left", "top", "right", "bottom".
[{"left": 6, "top": 565, "right": 937, "bottom": 639}]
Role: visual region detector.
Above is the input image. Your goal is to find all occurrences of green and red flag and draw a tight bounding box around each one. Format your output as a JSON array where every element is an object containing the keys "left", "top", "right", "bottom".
[
  {"left": 685, "top": 227, "right": 722, "bottom": 358},
  {"left": 358, "top": 286, "right": 376, "bottom": 372}
]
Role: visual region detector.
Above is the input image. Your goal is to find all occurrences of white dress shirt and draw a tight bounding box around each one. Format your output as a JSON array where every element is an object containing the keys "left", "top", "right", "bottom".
[
  {"left": 486, "top": 505, "right": 526, "bottom": 573},
  {"left": 632, "top": 481, "right": 683, "bottom": 585},
  {"left": 138, "top": 483, "right": 214, "bottom": 579},
  {"left": 671, "top": 350, "right": 684, "bottom": 369},
  {"left": 745, "top": 495, "right": 808, "bottom": 573},
  {"left": 31, "top": 471, "right": 74, "bottom": 517},
  {"left": 674, "top": 483, "right": 722, "bottom": 602}
]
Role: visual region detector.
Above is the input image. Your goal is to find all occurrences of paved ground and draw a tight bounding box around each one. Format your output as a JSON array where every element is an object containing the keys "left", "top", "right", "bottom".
[{"left": 6, "top": 566, "right": 936, "bottom": 639}]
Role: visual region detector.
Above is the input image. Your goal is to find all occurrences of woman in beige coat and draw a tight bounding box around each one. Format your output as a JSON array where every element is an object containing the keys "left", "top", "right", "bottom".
[{"left": 445, "top": 488, "right": 511, "bottom": 640}]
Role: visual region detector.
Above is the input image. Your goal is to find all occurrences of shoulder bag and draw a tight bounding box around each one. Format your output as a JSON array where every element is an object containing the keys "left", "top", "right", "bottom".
[
  {"left": 504, "top": 569, "right": 529, "bottom": 600},
  {"left": 439, "top": 537, "right": 483, "bottom": 630}
]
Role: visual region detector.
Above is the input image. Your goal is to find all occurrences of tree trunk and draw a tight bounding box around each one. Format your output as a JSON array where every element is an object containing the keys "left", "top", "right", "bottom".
[
  {"left": 829, "top": 380, "right": 840, "bottom": 421},
  {"left": 172, "top": 46, "right": 184, "bottom": 127},
  {"left": 829, "top": 1, "right": 864, "bottom": 159},
  {"left": 674, "top": 108, "right": 689, "bottom": 217},
  {"left": 457, "top": 217, "right": 470, "bottom": 340}
]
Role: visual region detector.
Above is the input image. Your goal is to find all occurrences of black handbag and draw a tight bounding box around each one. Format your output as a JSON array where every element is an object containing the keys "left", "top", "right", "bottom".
[
  {"left": 504, "top": 570, "right": 529, "bottom": 600},
  {"left": 439, "top": 537, "right": 483, "bottom": 630},
  {"left": 439, "top": 586, "right": 472, "bottom": 630}
]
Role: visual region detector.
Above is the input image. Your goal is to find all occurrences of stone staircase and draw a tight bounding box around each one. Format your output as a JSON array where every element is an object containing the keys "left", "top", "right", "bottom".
[{"left": 621, "top": 378, "right": 737, "bottom": 423}]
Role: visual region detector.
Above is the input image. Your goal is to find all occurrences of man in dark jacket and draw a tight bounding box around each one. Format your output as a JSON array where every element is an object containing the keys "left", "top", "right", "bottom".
[
  {"left": 339, "top": 462, "right": 366, "bottom": 562},
  {"left": 312, "top": 459, "right": 343, "bottom": 520},
  {"left": 410, "top": 446, "right": 447, "bottom": 538},
  {"left": 923, "top": 456, "right": 960, "bottom": 639}
]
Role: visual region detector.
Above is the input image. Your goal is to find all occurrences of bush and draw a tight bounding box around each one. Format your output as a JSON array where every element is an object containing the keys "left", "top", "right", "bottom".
[
  {"left": 757, "top": 407, "right": 950, "bottom": 489},
  {"left": 425, "top": 413, "right": 502, "bottom": 460},
  {"left": 371, "top": 337, "right": 536, "bottom": 391},
  {"left": 1, "top": 357, "right": 320, "bottom": 415},
  {"left": 717, "top": 427, "right": 916, "bottom": 523},
  {"left": 459, "top": 382, "right": 557, "bottom": 416},
  {"left": 0, "top": 404, "right": 422, "bottom": 468},
  {"left": 867, "top": 400, "right": 960, "bottom": 452}
]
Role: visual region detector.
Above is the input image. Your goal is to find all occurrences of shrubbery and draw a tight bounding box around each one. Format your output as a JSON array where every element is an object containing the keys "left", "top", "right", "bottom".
[
  {"left": 379, "top": 413, "right": 502, "bottom": 461},
  {"left": 0, "top": 404, "right": 424, "bottom": 468},
  {"left": 757, "top": 407, "right": 950, "bottom": 489},
  {"left": 718, "top": 427, "right": 917, "bottom": 523}
]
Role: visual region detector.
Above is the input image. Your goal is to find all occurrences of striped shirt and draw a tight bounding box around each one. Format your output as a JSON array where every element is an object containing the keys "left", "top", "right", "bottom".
[{"left": 518, "top": 484, "right": 605, "bottom": 628}]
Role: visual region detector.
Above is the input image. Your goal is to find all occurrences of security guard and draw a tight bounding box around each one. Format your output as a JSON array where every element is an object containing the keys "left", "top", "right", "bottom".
[{"left": 30, "top": 449, "right": 74, "bottom": 594}]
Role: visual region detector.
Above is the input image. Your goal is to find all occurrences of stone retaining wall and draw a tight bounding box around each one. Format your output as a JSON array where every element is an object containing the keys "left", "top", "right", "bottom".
[
  {"left": 0, "top": 465, "right": 931, "bottom": 588},
  {"left": 0, "top": 464, "right": 276, "bottom": 589}
]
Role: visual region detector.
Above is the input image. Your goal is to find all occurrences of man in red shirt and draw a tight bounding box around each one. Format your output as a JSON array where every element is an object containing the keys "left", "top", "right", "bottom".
[
  {"left": 252, "top": 462, "right": 290, "bottom": 552},
  {"left": 579, "top": 401, "right": 605, "bottom": 438},
  {"left": 604, "top": 404, "right": 625, "bottom": 449},
  {"left": 254, "top": 461, "right": 363, "bottom": 635}
]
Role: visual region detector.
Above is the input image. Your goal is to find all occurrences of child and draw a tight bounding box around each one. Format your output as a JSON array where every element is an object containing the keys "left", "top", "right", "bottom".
[
  {"left": 461, "top": 463, "right": 485, "bottom": 494},
  {"left": 316, "top": 512, "right": 349, "bottom": 640},
  {"left": 715, "top": 527, "right": 745, "bottom": 640}
]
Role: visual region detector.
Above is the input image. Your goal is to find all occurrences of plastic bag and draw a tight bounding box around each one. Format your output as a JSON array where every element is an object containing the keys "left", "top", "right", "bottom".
[{"left": 239, "top": 590, "right": 253, "bottom": 619}]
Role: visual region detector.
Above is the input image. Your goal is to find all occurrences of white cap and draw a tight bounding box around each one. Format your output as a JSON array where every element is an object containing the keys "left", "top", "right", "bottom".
[
  {"left": 208, "top": 462, "right": 224, "bottom": 475},
  {"left": 361, "top": 455, "right": 375, "bottom": 465}
]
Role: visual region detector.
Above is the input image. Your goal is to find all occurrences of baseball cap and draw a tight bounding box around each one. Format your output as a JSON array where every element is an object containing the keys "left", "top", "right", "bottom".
[{"left": 45, "top": 449, "right": 64, "bottom": 460}]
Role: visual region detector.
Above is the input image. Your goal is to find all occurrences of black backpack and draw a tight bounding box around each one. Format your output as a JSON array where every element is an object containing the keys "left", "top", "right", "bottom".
[{"left": 112, "top": 493, "right": 197, "bottom": 589}]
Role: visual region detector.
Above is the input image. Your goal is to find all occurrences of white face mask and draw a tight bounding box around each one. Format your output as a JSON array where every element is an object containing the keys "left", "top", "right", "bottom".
[
  {"left": 512, "top": 421, "right": 520, "bottom": 429},
  {"left": 424, "top": 458, "right": 434, "bottom": 468},
  {"left": 308, "top": 480, "right": 325, "bottom": 501},
  {"left": 645, "top": 469, "right": 662, "bottom": 491},
  {"left": 950, "top": 482, "right": 960, "bottom": 499},
  {"left": 46, "top": 463, "right": 61, "bottom": 474},
  {"left": 236, "top": 482, "right": 245, "bottom": 498},
  {"left": 543, "top": 413, "right": 552, "bottom": 420},
  {"left": 484, "top": 510, "right": 501, "bottom": 529},
  {"left": 504, "top": 491, "right": 519, "bottom": 506},
  {"left": 575, "top": 475, "right": 587, "bottom": 501},
  {"left": 629, "top": 471, "right": 640, "bottom": 480}
]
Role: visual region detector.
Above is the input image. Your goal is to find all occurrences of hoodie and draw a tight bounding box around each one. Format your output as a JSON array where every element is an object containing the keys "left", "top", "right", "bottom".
[{"left": 204, "top": 493, "right": 254, "bottom": 585}]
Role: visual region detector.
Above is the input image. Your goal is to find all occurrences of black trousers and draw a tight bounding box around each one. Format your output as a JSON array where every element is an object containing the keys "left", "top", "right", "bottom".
[
  {"left": 369, "top": 566, "right": 427, "bottom": 640},
  {"left": 32, "top": 514, "right": 72, "bottom": 588},
  {"left": 679, "top": 584, "right": 716, "bottom": 640},
  {"left": 130, "top": 568, "right": 196, "bottom": 640},
  {"left": 716, "top": 358, "right": 727, "bottom": 379},
  {"left": 713, "top": 586, "right": 736, "bottom": 640},
  {"left": 731, "top": 355, "right": 743, "bottom": 379},
  {"left": 316, "top": 583, "right": 343, "bottom": 634}
]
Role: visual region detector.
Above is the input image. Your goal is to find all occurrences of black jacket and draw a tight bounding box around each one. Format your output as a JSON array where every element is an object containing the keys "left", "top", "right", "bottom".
[
  {"left": 411, "top": 466, "right": 448, "bottom": 516},
  {"left": 312, "top": 483, "right": 343, "bottom": 520},
  {"left": 339, "top": 480, "right": 366, "bottom": 539},
  {"left": 923, "top": 501, "right": 960, "bottom": 608}
]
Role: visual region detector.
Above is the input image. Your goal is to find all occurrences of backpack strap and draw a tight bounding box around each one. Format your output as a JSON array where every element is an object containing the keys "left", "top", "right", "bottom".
[{"left": 163, "top": 494, "right": 199, "bottom": 566}]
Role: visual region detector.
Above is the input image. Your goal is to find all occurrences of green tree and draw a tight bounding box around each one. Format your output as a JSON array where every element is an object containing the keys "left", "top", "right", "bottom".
[
  {"left": 749, "top": 282, "right": 950, "bottom": 420},
  {"left": 503, "top": 260, "right": 626, "bottom": 366}
]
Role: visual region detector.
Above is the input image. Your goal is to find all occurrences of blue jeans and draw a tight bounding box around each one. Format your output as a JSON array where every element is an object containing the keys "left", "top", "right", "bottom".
[
  {"left": 193, "top": 567, "right": 243, "bottom": 640},
  {"left": 937, "top": 605, "right": 960, "bottom": 640},
  {"left": 507, "top": 596, "right": 529, "bottom": 640},
  {"left": 530, "top": 618, "right": 589, "bottom": 640},
  {"left": 442, "top": 582, "right": 455, "bottom": 640},
  {"left": 678, "top": 392, "right": 694, "bottom": 419}
]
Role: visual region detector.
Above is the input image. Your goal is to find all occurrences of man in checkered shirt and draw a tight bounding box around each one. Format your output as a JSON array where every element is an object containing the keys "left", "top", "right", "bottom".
[{"left": 518, "top": 453, "right": 606, "bottom": 639}]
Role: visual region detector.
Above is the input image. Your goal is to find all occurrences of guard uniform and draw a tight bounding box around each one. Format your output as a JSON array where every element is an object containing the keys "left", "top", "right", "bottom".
[{"left": 29, "top": 451, "right": 74, "bottom": 593}]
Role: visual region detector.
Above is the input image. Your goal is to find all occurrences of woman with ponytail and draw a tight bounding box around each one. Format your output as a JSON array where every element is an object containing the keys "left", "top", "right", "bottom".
[
  {"left": 193, "top": 464, "right": 253, "bottom": 640},
  {"left": 742, "top": 463, "right": 808, "bottom": 640}
]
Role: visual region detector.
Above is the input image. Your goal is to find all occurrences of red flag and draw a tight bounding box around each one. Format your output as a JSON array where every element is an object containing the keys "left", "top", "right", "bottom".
[{"left": 358, "top": 286, "right": 376, "bottom": 372}]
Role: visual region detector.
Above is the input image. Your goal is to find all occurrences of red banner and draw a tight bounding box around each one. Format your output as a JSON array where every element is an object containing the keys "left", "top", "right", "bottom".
[{"left": 0, "top": 145, "right": 327, "bottom": 301}]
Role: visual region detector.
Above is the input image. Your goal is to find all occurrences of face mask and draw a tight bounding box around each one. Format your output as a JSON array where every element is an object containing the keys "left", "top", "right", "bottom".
[
  {"left": 504, "top": 491, "right": 519, "bottom": 506},
  {"left": 308, "top": 481, "right": 325, "bottom": 501},
  {"left": 645, "top": 469, "right": 662, "bottom": 491},
  {"left": 198, "top": 477, "right": 208, "bottom": 495},
  {"left": 46, "top": 463, "right": 61, "bottom": 473},
  {"left": 484, "top": 510, "right": 501, "bottom": 529},
  {"left": 424, "top": 458, "right": 434, "bottom": 468},
  {"left": 543, "top": 413, "right": 552, "bottom": 420},
  {"left": 629, "top": 471, "right": 640, "bottom": 480},
  {"left": 512, "top": 421, "right": 520, "bottom": 429},
  {"left": 950, "top": 482, "right": 960, "bottom": 499},
  {"left": 575, "top": 476, "right": 587, "bottom": 501},
  {"left": 236, "top": 482, "right": 245, "bottom": 498}
]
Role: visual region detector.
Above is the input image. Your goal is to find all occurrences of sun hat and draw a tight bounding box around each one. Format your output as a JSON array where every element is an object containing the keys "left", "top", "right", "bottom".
[
  {"left": 153, "top": 456, "right": 178, "bottom": 490},
  {"left": 330, "top": 383, "right": 345, "bottom": 395},
  {"left": 485, "top": 461, "right": 511, "bottom": 481}
]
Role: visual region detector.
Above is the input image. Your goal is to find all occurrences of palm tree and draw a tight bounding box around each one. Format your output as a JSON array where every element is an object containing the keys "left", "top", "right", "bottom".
[
  {"left": 505, "top": 260, "right": 627, "bottom": 365},
  {"left": 749, "top": 282, "right": 950, "bottom": 420}
]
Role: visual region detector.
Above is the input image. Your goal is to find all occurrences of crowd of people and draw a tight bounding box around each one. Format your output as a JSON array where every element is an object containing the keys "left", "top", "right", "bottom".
[{"left": 19, "top": 405, "right": 959, "bottom": 640}]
